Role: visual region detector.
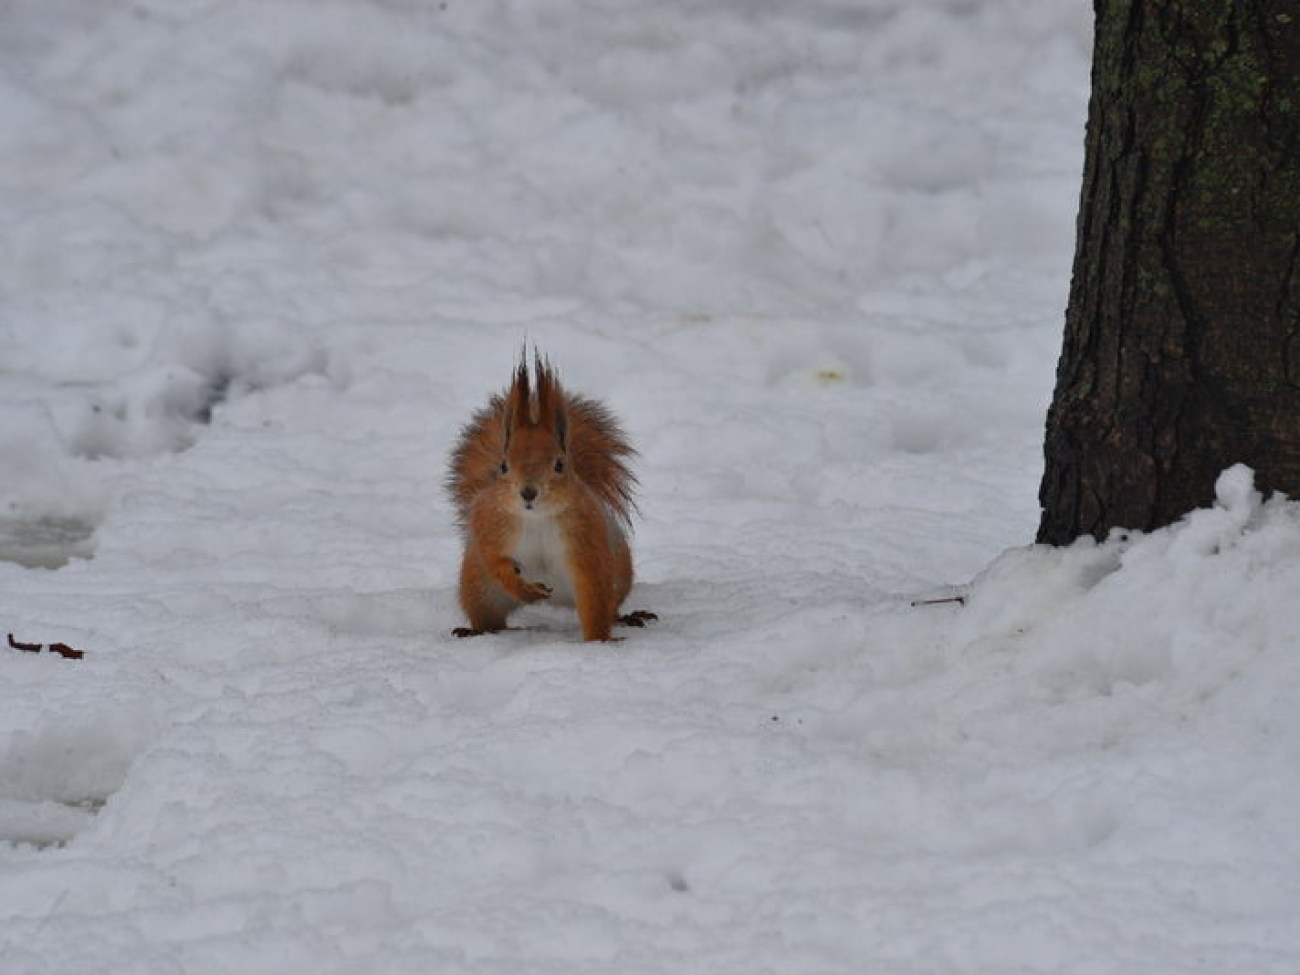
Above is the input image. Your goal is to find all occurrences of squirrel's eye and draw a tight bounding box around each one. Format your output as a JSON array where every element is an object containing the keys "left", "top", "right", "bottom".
[
  {"left": 499, "top": 461, "right": 509, "bottom": 475},
  {"left": 554, "top": 458, "right": 565, "bottom": 473}
]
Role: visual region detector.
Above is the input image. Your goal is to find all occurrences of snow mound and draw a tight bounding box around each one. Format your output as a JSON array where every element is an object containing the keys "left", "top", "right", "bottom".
[{"left": 957, "top": 465, "right": 1300, "bottom": 738}]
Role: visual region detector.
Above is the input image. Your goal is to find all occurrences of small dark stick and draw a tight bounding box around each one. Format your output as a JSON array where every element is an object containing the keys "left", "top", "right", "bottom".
[
  {"left": 909, "top": 596, "right": 967, "bottom": 608},
  {"left": 7, "top": 633, "right": 84, "bottom": 659}
]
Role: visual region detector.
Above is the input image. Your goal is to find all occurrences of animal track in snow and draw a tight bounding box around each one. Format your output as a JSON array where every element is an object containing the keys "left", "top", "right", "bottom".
[{"left": 0, "top": 712, "right": 142, "bottom": 850}]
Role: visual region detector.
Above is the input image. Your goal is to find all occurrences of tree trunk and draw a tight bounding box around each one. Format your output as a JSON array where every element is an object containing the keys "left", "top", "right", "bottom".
[{"left": 1038, "top": 0, "right": 1300, "bottom": 545}]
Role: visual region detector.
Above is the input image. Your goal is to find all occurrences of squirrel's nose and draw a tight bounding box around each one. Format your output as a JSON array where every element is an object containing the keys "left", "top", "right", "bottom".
[{"left": 520, "top": 485, "right": 538, "bottom": 503}]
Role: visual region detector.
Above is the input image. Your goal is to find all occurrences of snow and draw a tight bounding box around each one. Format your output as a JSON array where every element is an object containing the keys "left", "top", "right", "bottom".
[{"left": 2, "top": 1, "right": 1298, "bottom": 972}]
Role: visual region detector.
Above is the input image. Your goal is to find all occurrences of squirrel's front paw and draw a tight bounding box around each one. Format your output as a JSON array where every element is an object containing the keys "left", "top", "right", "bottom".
[
  {"left": 503, "top": 559, "right": 552, "bottom": 603},
  {"left": 518, "top": 580, "right": 553, "bottom": 603}
]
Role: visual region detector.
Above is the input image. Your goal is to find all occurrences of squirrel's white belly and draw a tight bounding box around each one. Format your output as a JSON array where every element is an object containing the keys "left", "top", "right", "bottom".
[{"left": 512, "top": 514, "right": 576, "bottom": 605}]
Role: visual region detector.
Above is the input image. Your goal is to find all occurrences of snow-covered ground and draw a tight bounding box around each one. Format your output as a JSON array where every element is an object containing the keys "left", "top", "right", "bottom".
[{"left": 3, "top": 1, "right": 1299, "bottom": 972}]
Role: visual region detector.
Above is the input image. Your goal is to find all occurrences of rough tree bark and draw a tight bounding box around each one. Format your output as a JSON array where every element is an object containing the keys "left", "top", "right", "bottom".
[{"left": 1038, "top": 1, "right": 1300, "bottom": 544}]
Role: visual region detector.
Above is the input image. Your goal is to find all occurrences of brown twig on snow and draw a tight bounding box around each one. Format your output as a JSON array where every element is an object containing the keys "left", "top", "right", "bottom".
[
  {"left": 7, "top": 633, "right": 84, "bottom": 659},
  {"left": 909, "top": 596, "right": 967, "bottom": 608}
]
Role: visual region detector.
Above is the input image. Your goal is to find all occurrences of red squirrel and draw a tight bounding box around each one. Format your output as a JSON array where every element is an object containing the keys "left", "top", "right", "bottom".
[{"left": 447, "top": 351, "right": 655, "bottom": 641}]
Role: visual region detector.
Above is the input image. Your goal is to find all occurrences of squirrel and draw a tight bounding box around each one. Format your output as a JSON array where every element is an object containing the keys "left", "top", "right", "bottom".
[{"left": 447, "top": 351, "right": 656, "bottom": 642}]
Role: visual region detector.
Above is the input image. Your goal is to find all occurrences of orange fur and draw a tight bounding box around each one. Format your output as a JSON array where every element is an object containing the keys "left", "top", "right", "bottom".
[{"left": 447, "top": 351, "right": 643, "bottom": 642}]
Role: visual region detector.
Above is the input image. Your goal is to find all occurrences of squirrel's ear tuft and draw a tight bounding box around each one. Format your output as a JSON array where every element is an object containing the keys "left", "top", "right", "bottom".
[
  {"left": 507, "top": 352, "right": 533, "bottom": 425},
  {"left": 531, "top": 350, "right": 565, "bottom": 436}
]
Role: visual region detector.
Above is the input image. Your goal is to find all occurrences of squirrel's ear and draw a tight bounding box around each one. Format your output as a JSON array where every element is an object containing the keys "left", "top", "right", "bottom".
[
  {"left": 507, "top": 355, "right": 534, "bottom": 426},
  {"left": 501, "top": 403, "right": 514, "bottom": 451},
  {"left": 532, "top": 352, "right": 564, "bottom": 434},
  {"left": 516, "top": 358, "right": 532, "bottom": 406},
  {"left": 553, "top": 407, "right": 568, "bottom": 451}
]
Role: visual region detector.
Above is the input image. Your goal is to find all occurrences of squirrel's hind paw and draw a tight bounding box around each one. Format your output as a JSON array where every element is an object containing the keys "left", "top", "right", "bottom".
[{"left": 617, "top": 610, "right": 658, "bottom": 628}]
